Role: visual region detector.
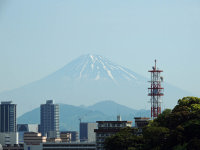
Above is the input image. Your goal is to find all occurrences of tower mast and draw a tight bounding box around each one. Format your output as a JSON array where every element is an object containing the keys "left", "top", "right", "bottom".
[{"left": 148, "top": 60, "right": 164, "bottom": 119}]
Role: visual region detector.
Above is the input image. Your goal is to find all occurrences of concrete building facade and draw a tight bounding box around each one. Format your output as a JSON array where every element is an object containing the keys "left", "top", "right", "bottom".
[
  {"left": 24, "top": 132, "right": 47, "bottom": 150},
  {"left": 40, "top": 100, "right": 59, "bottom": 138},
  {"left": 24, "top": 132, "right": 47, "bottom": 145},
  {"left": 0, "top": 101, "right": 16, "bottom": 132},
  {"left": 0, "top": 132, "right": 18, "bottom": 146},
  {"left": 17, "top": 124, "right": 38, "bottom": 143},
  {"left": 80, "top": 122, "right": 97, "bottom": 142},
  {"left": 62, "top": 131, "right": 79, "bottom": 142},
  {"left": 134, "top": 117, "right": 150, "bottom": 135},
  {"left": 0, "top": 101, "right": 18, "bottom": 147},
  {"left": 24, "top": 142, "right": 96, "bottom": 150},
  {"left": 60, "top": 132, "right": 71, "bottom": 142},
  {"left": 134, "top": 117, "right": 150, "bottom": 128},
  {"left": 3, "top": 144, "right": 23, "bottom": 150},
  {"left": 94, "top": 120, "right": 132, "bottom": 150}
]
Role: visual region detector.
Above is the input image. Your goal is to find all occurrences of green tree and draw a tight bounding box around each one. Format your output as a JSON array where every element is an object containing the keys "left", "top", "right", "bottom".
[
  {"left": 104, "top": 127, "right": 144, "bottom": 150},
  {"left": 104, "top": 97, "right": 200, "bottom": 150},
  {"left": 143, "top": 126, "right": 169, "bottom": 150},
  {"left": 186, "top": 138, "right": 200, "bottom": 150},
  {"left": 145, "top": 97, "right": 200, "bottom": 149}
]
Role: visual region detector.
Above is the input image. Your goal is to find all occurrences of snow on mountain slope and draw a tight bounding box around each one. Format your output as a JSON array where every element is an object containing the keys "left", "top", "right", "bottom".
[
  {"left": 0, "top": 54, "right": 192, "bottom": 116},
  {"left": 48, "top": 54, "right": 144, "bottom": 83}
]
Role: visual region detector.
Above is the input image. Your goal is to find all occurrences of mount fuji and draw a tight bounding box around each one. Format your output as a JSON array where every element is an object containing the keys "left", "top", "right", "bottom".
[{"left": 0, "top": 54, "right": 191, "bottom": 116}]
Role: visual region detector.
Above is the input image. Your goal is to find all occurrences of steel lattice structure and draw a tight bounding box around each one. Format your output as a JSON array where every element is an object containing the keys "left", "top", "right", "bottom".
[{"left": 148, "top": 60, "right": 164, "bottom": 119}]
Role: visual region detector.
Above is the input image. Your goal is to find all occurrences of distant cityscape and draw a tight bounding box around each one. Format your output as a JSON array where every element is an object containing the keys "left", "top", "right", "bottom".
[
  {"left": 0, "top": 59, "right": 199, "bottom": 150},
  {"left": 0, "top": 99, "right": 150, "bottom": 150},
  {"left": 0, "top": 61, "right": 163, "bottom": 150},
  {"left": 0, "top": 1, "right": 198, "bottom": 149}
]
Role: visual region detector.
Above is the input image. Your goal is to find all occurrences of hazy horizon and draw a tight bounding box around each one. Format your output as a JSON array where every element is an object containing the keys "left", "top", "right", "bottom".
[{"left": 0, "top": 0, "right": 200, "bottom": 97}]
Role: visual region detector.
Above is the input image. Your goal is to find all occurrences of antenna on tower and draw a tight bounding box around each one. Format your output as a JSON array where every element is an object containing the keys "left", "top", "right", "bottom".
[{"left": 148, "top": 60, "right": 164, "bottom": 120}]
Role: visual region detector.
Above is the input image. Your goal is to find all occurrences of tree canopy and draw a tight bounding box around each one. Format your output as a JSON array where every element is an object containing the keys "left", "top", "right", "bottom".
[{"left": 104, "top": 97, "right": 200, "bottom": 150}]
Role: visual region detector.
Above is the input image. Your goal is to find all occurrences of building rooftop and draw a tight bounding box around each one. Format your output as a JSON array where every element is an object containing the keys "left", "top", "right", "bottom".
[
  {"left": 96, "top": 121, "right": 132, "bottom": 123},
  {"left": 46, "top": 100, "right": 53, "bottom": 104},
  {"left": 1, "top": 101, "right": 13, "bottom": 104},
  {"left": 134, "top": 117, "right": 150, "bottom": 120}
]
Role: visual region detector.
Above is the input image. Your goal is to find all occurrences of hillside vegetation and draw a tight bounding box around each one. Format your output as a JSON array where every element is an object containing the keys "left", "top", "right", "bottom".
[{"left": 104, "top": 97, "right": 200, "bottom": 150}]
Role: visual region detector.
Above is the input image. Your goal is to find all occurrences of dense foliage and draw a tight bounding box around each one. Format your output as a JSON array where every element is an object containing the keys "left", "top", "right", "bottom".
[
  {"left": 104, "top": 97, "right": 200, "bottom": 150},
  {"left": 104, "top": 127, "right": 144, "bottom": 150}
]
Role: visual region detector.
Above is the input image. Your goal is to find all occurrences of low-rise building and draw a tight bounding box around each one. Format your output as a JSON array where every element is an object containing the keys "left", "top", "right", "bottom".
[
  {"left": 0, "top": 132, "right": 18, "bottom": 146},
  {"left": 80, "top": 122, "right": 97, "bottom": 142},
  {"left": 60, "top": 132, "right": 71, "bottom": 142},
  {"left": 24, "top": 142, "right": 96, "bottom": 150},
  {"left": 46, "top": 137, "right": 62, "bottom": 143},
  {"left": 3, "top": 144, "right": 23, "bottom": 150},
  {"left": 134, "top": 117, "right": 150, "bottom": 128},
  {"left": 94, "top": 117, "right": 132, "bottom": 150},
  {"left": 24, "top": 132, "right": 46, "bottom": 145},
  {"left": 17, "top": 124, "right": 38, "bottom": 143},
  {"left": 61, "top": 131, "right": 79, "bottom": 142},
  {"left": 134, "top": 117, "right": 150, "bottom": 135}
]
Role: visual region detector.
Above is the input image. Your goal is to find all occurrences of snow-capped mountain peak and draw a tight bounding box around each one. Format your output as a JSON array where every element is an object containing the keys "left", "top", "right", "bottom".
[
  {"left": 58, "top": 54, "right": 138, "bottom": 82},
  {"left": 0, "top": 54, "right": 190, "bottom": 116}
]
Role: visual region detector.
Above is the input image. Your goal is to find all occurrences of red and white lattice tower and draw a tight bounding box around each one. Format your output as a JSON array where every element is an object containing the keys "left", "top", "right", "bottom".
[{"left": 148, "top": 60, "right": 164, "bottom": 119}]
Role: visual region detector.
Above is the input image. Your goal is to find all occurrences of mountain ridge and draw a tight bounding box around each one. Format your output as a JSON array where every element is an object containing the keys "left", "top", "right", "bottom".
[
  {"left": 18, "top": 100, "right": 150, "bottom": 131},
  {"left": 0, "top": 54, "right": 192, "bottom": 116}
]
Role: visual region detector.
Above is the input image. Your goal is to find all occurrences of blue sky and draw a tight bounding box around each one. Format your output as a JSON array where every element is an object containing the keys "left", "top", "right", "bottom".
[{"left": 0, "top": 0, "right": 200, "bottom": 95}]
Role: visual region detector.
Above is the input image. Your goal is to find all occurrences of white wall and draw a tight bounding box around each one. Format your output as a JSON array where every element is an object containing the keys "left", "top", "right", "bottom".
[
  {"left": 0, "top": 132, "right": 18, "bottom": 146},
  {"left": 0, "top": 144, "right": 3, "bottom": 150}
]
